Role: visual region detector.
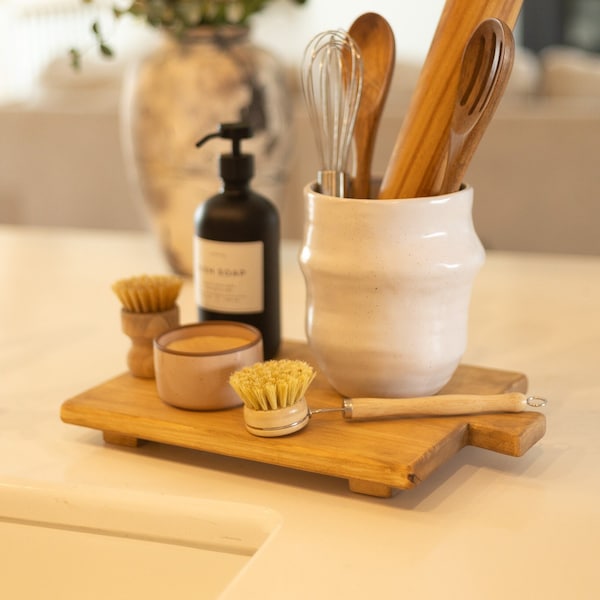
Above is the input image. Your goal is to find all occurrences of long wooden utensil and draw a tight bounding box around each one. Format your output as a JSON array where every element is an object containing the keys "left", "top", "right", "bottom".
[
  {"left": 348, "top": 12, "right": 395, "bottom": 199},
  {"left": 377, "top": 0, "right": 523, "bottom": 199},
  {"left": 440, "top": 18, "right": 515, "bottom": 194}
]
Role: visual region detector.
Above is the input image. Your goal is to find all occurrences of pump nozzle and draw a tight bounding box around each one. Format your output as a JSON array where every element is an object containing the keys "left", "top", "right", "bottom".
[
  {"left": 195, "top": 122, "right": 255, "bottom": 184},
  {"left": 196, "top": 122, "right": 253, "bottom": 155}
]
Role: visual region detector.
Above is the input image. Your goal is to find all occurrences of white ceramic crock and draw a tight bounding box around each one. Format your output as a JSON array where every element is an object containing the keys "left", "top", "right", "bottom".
[{"left": 299, "top": 183, "right": 485, "bottom": 398}]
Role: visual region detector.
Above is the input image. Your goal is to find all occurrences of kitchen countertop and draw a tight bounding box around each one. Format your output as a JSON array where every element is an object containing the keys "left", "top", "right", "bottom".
[{"left": 1, "top": 224, "right": 599, "bottom": 599}]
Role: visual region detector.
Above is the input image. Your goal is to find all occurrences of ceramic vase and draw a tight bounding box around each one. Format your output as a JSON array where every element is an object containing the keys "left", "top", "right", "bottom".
[
  {"left": 121, "top": 26, "right": 292, "bottom": 275},
  {"left": 299, "top": 184, "right": 485, "bottom": 398}
]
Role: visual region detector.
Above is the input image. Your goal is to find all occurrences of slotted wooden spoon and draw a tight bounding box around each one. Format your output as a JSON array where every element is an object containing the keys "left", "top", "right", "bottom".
[
  {"left": 439, "top": 18, "right": 515, "bottom": 194},
  {"left": 348, "top": 12, "right": 395, "bottom": 199}
]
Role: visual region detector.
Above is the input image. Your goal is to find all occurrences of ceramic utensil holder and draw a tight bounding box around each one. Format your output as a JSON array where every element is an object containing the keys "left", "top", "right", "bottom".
[
  {"left": 299, "top": 183, "right": 485, "bottom": 398},
  {"left": 120, "top": 306, "right": 180, "bottom": 378}
]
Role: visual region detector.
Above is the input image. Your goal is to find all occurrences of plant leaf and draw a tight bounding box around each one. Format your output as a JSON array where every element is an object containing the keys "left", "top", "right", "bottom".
[
  {"left": 100, "top": 43, "right": 114, "bottom": 57},
  {"left": 68, "top": 48, "right": 81, "bottom": 70}
]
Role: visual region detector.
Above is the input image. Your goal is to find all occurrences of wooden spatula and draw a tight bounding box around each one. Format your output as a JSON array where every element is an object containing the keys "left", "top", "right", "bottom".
[{"left": 377, "top": 0, "right": 523, "bottom": 199}]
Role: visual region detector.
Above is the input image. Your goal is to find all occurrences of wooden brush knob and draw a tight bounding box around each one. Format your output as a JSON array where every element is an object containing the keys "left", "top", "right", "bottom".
[{"left": 120, "top": 306, "right": 180, "bottom": 378}]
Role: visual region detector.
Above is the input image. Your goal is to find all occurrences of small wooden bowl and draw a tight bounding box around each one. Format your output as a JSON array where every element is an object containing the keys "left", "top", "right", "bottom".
[{"left": 153, "top": 322, "right": 263, "bottom": 410}]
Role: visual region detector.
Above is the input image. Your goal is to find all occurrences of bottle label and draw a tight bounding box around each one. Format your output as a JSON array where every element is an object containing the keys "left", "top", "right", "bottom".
[{"left": 194, "top": 238, "right": 264, "bottom": 313}]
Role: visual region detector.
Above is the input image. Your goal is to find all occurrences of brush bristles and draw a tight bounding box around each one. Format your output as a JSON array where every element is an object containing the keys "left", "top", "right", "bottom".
[
  {"left": 230, "top": 360, "right": 316, "bottom": 411},
  {"left": 112, "top": 274, "right": 183, "bottom": 313}
]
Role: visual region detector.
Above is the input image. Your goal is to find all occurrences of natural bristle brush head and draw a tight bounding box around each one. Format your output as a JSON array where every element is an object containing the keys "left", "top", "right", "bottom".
[
  {"left": 112, "top": 274, "right": 183, "bottom": 313},
  {"left": 229, "top": 360, "right": 316, "bottom": 437}
]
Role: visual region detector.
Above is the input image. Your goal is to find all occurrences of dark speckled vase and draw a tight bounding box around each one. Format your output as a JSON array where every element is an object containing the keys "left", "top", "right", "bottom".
[{"left": 121, "top": 26, "right": 292, "bottom": 275}]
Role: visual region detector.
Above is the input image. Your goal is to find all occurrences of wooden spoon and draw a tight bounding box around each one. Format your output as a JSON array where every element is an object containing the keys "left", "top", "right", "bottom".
[
  {"left": 439, "top": 18, "right": 515, "bottom": 194},
  {"left": 348, "top": 13, "right": 395, "bottom": 199}
]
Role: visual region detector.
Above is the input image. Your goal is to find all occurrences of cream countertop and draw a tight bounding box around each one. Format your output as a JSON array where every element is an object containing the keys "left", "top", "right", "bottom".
[{"left": 1, "top": 225, "right": 599, "bottom": 599}]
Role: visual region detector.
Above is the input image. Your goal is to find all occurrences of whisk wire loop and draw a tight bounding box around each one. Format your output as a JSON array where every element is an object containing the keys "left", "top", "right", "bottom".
[{"left": 301, "top": 29, "right": 363, "bottom": 196}]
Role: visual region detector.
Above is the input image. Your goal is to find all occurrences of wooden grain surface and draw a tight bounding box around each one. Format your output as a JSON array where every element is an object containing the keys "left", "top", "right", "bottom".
[
  {"left": 60, "top": 341, "right": 545, "bottom": 497},
  {"left": 378, "top": 0, "right": 523, "bottom": 199}
]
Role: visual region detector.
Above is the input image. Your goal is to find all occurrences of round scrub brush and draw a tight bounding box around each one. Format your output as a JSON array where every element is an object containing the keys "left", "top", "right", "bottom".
[
  {"left": 230, "top": 360, "right": 316, "bottom": 437},
  {"left": 230, "top": 360, "right": 547, "bottom": 438},
  {"left": 112, "top": 274, "right": 183, "bottom": 378}
]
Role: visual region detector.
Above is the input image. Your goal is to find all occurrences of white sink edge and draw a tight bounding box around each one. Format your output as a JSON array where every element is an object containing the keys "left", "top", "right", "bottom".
[{"left": 0, "top": 477, "right": 282, "bottom": 557}]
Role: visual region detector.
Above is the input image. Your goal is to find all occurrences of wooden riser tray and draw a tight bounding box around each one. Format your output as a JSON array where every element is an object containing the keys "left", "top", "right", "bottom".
[{"left": 61, "top": 341, "right": 545, "bottom": 498}]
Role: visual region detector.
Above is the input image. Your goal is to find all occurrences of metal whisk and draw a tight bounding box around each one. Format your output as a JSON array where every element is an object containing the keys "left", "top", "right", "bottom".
[{"left": 301, "top": 29, "right": 363, "bottom": 197}]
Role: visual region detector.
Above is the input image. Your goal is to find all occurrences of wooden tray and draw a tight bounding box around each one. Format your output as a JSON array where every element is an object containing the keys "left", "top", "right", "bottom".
[{"left": 61, "top": 341, "right": 545, "bottom": 498}]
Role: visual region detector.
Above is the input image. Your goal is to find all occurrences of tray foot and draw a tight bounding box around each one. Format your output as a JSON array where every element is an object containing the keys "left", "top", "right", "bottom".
[
  {"left": 348, "top": 479, "right": 398, "bottom": 498},
  {"left": 103, "top": 431, "right": 144, "bottom": 447}
]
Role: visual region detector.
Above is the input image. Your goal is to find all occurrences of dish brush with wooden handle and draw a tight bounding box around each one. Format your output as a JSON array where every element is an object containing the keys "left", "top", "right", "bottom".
[
  {"left": 230, "top": 360, "right": 547, "bottom": 437},
  {"left": 112, "top": 274, "right": 183, "bottom": 378}
]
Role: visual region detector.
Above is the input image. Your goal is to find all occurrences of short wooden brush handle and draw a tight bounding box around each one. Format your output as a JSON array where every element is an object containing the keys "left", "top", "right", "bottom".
[
  {"left": 344, "top": 393, "right": 528, "bottom": 420},
  {"left": 121, "top": 306, "right": 179, "bottom": 378}
]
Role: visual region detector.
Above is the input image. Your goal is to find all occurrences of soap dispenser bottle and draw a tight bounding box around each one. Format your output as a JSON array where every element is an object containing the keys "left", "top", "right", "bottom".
[{"left": 194, "top": 122, "right": 280, "bottom": 359}]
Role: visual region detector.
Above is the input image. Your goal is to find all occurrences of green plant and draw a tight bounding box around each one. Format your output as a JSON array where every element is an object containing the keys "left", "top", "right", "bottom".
[{"left": 70, "top": 0, "right": 307, "bottom": 68}]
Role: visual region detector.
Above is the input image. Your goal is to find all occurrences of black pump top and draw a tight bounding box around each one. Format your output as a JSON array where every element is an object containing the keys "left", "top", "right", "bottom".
[{"left": 196, "top": 122, "right": 254, "bottom": 184}]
